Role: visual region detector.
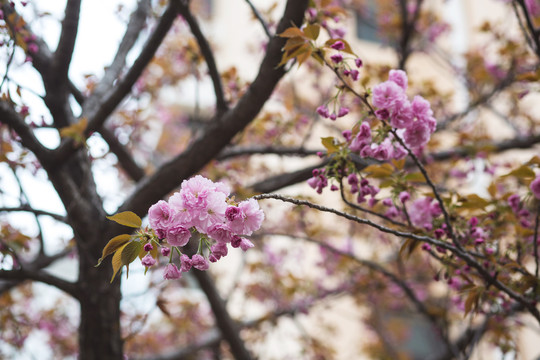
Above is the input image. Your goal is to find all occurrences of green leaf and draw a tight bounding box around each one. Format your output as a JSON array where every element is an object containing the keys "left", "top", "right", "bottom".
[
  {"left": 363, "top": 163, "right": 394, "bottom": 178},
  {"left": 106, "top": 211, "right": 142, "bottom": 228},
  {"left": 399, "top": 238, "right": 419, "bottom": 259},
  {"left": 311, "top": 49, "right": 325, "bottom": 65},
  {"left": 59, "top": 118, "right": 88, "bottom": 146},
  {"left": 502, "top": 165, "right": 535, "bottom": 179},
  {"left": 321, "top": 137, "right": 338, "bottom": 154},
  {"left": 110, "top": 243, "right": 128, "bottom": 283},
  {"left": 285, "top": 43, "right": 311, "bottom": 66},
  {"left": 96, "top": 234, "right": 131, "bottom": 267},
  {"left": 526, "top": 155, "right": 540, "bottom": 166},
  {"left": 121, "top": 241, "right": 143, "bottom": 279},
  {"left": 283, "top": 37, "right": 307, "bottom": 51},
  {"left": 278, "top": 26, "right": 305, "bottom": 38},
  {"left": 463, "top": 286, "right": 482, "bottom": 316},
  {"left": 321, "top": 0, "right": 332, "bottom": 7},
  {"left": 391, "top": 158, "right": 405, "bottom": 170},
  {"left": 378, "top": 179, "right": 393, "bottom": 188},
  {"left": 278, "top": 41, "right": 308, "bottom": 67},
  {"left": 303, "top": 24, "right": 320, "bottom": 41},
  {"left": 458, "top": 194, "right": 490, "bottom": 210},
  {"left": 404, "top": 172, "right": 426, "bottom": 182},
  {"left": 296, "top": 46, "right": 312, "bottom": 66}
]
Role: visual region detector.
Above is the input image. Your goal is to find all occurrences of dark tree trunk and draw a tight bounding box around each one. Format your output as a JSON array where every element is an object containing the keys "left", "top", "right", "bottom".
[
  {"left": 78, "top": 253, "right": 123, "bottom": 360},
  {"left": 47, "top": 157, "right": 125, "bottom": 359}
]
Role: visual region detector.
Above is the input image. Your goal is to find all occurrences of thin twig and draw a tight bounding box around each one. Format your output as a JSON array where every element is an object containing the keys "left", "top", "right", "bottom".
[
  {"left": 0, "top": 39, "right": 16, "bottom": 91},
  {"left": 301, "top": 233, "right": 459, "bottom": 358},
  {"left": 8, "top": 165, "right": 45, "bottom": 255},
  {"left": 513, "top": 0, "right": 540, "bottom": 59},
  {"left": 178, "top": 3, "right": 228, "bottom": 113},
  {"left": 534, "top": 204, "right": 540, "bottom": 280},
  {"left": 0, "top": 238, "right": 22, "bottom": 268},
  {"left": 0, "top": 206, "right": 67, "bottom": 223},
  {"left": 390, "top": 128, "right": 460, "bottom": 249},
  {"left": 254, "top": 193, "right": 454, "bottom": 251},
  {"left": 339, "top": 178, "right": 408, "bottom": 227},
  {"left": 512, "top": 1, "right": 537, "bottom": 54},
  {"left": 83, "top": 0, "right": 150, "bottom": 113},
  {"left": 0, "top": 101, "right": 53, "bottom": 166},
  {"left": 244, "top": 0, "right": 272, "bottom": 39}
]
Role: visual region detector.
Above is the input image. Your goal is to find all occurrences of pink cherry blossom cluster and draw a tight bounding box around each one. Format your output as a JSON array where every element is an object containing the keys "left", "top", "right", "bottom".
[
  {"left": 382, "top": 194, "right": 441, "bottom": 230},
  {"left": 309, "top": 70, "right": 437, "bottom": 200},
  {"left": 346, "top": 174, "right": 379, "bottom": 205},
  {"left": 144, "top": 175, "right": 264, "bottom": 280},
  {"left": 317, "top": 104, "right": 349, "bottom": 121},
  {"left": 467, "top": 216, "right": 489, "bottom": 247},
  {"left": 316, "top": 50, "right": 363, "bottom": 121},
  {"left": 329, "top": 42, "right": 363, "bottom": 82},
  {"left": 508, "top": 193, "right": 535, "bottom": 228},
  {"left": 347, "top": 69, "right": 437, "bottom": 161},
  {"left": 307, "top": 168, "right": 328, "bottom": 194}
]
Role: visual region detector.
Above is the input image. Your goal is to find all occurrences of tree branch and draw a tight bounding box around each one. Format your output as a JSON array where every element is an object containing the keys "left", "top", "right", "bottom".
[
  {"left": 0, "top": 206, "right": 67, "bottom": 223},
  {"left": 248, "top": 160, "right": 328, "bottom": 193},
  {"left": 84, "top": 1, "right": 178, "bottom": 131},
  {"left": 339, "top": 179, "right": 407, "bottom": 227},
  {"left": 218, "top": 145, "right": 320, "bottom": 161},
  {"left": 0, "top": 246, "right": 75, "bottom": 295},
  {"left": 53, "top": 0, "right": 81, "bottom": 84},
  {"left": 1, "top": 3, "right": 53, "bottom": 76},
  {"left": 82, "top": 0, "right": 151, "bottom": 114},
  {"left": 68, "top": 79, "right": 147, "bottom": 182},
  {"left": 136, "top": 329, "right": 221, "bottom": 360},
  {"left": 255, "top": 194, "right": 454, "bottom": 250},
  {"left": 99, "top": 128, "right": 146, "bottom": 181},
  {"left": 243, "top": 133, "right": 540, "bottom": 196},
  {"left": 438, "top": 71, "right": 517, "bottom": 130},
  {"left": 178, "top": 2, "right": 227, "bottom": 113},
  {"left": 8, "top": 165, "right": 45, "bottom": 255},
  {"left": 513, "top": 0, "right": 540, "bottom": 59},
  {"left": 397, "top": 0, "right": 424, "bottom": 69},
  {"left": 296, "top": 233, "right": 459, "bottom": 358},
  {"left": 0, "top": 268, "right": 79, "bottom": 299},
  {"left": 430, "top": 133, "right": 540, "bottom": 161},
  {"left": 0, "top": 100, "right": 53, "bottom": 166}
]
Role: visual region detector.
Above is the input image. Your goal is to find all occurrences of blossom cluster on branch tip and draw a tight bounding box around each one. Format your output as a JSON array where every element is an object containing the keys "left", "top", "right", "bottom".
[
  {"left": 355, "top": 69, "right": 436, "bottom": 159},
  {"left": 309, "top": 69, "right": 437, "bottom": 199},
  {"left": 145, "top": 175, "right": 264, "bottom": 279},
  {"left": 316, "top": 54, "right": 363, "bottom": 121}
]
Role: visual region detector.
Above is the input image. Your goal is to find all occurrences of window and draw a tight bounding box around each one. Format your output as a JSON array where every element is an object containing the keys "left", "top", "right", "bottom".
[{"left": 355, "top": 1, "right": 384, "bottom": 43}]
